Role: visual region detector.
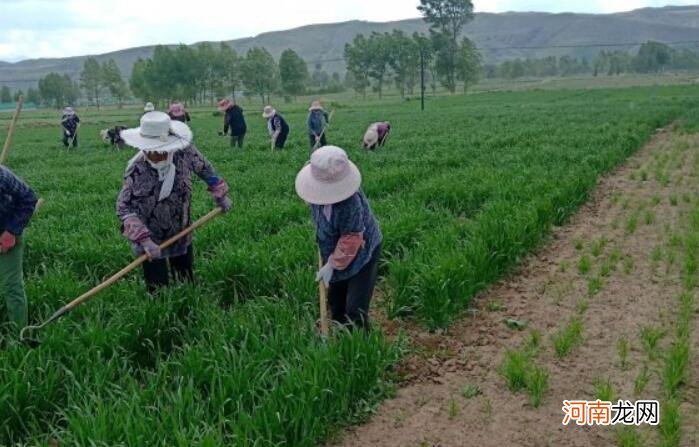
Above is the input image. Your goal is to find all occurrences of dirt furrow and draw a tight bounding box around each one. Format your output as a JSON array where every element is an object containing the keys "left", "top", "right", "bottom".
[{"left": 333, "top": 128, "right": 699, "bottom": 447}]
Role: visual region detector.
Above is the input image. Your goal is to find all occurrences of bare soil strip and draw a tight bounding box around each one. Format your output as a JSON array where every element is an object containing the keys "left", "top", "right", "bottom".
[{"left": 333, "top": 128, "right": 699, "bottom": 447}]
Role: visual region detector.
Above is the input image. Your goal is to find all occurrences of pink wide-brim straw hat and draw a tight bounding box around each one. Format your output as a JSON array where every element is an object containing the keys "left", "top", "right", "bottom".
[
  {"left": 218, "top": 99, "right": 233, "bottom": 111},
  {"left": 295, "top": 146, "right": 362, "bottom": 205},
  {"left": 168, "top": 103, "right": 185, "bottom": 117}
]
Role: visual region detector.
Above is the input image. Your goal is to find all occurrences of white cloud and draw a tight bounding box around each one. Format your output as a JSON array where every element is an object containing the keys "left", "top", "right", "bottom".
[{"left": 0, "top": 0, "right": 696, "bottom": 61}]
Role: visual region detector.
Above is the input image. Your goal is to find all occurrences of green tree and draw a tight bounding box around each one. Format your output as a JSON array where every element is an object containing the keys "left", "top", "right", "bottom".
[
  {"left": 0, "top": 86, "right": 11, "bottom": 103},
  {"left": 80, "top": 56, "right": 104, "bottom": 108},
  {"left": 344, "top": 34, "right": 372, "bottom": 97},
  {"left": 218, "top": 43, "right": 240, "bottom": 98},
  {"left": 102, "top": 59, "right": 128, "bottom": 107},
  {"left": 633, "top": 41, "right": 673, "bottom": 73},
  {"left": 26, "top": 87, "right": 40, "bottom": 105},
  {"left": 129, "top": 58, "right": 151, "bottom": 102},
  {"left": 311, "top": 63, "right": 330, "bottom": 90},
  {"left": 63, "top": 75, "right": 80, "bottom": 106},
  {"left": 366, "top": 32, "right": 392, "bottom": 98},
  {"left": 388, "top": 30, "right": 420, "bottom": 97},
  {"left": 38, "top": 72, "right": 76, "bottom": 108},
  {"left": 456, "top": 37, "right": 481, "bottom": 91},
  {"left": 196, "top": 42, "right": 218, "bottom": 104},
  {"left": 279, "top": 49, "right": 309, "bottom": 98},
  {"left": 414, "top": 32, "right": 437, "bottom": 94},
  {"left": 240, "top": 47, "right": 278, "bottom": 104},
  {"left": 418, "top": 0, "right": 474, "bottom": 93}
]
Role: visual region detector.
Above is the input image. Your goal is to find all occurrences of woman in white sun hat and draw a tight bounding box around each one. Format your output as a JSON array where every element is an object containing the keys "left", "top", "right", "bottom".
[
  {"left": 295, "top": 146, "right": 382, "bottom": 332},
  {"left": 116, "top": 111, "right": 232, "bottom": 293}
]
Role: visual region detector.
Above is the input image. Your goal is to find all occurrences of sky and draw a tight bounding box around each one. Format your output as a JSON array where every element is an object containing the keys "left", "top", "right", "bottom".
[{"left": 0, "top": 0, "right": 696, "bottom": 62}]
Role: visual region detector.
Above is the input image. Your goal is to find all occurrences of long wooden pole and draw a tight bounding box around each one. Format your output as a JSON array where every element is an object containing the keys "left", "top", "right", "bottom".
[
  {"left": 0, "top": 95, "right": 24, "bottom": 165},
  {"left": 318, "top": 251, "right": 330, "bottom": 337},
  {"left": 20, "top": 207, "right": 223, "bottom": 340}
]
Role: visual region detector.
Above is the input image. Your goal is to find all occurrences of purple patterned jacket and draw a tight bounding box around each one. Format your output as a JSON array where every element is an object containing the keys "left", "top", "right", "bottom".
[{"left": 116, "top": 145, "right": 227, "bottom": 258}]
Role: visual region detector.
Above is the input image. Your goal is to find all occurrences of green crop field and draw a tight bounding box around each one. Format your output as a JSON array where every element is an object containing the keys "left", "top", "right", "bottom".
[{"left": 1, "top": 85, "right": 699, "bottom": 446}]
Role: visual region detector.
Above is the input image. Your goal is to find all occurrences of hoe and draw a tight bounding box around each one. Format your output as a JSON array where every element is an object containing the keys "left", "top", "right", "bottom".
[{"left": 20, "top": 207, "right": 223, "bottom": 348}]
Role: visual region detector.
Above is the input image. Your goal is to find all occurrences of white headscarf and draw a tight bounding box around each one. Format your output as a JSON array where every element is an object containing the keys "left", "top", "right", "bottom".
[{"left": 126, "top": 151, "right": 176, "bottom": 201}]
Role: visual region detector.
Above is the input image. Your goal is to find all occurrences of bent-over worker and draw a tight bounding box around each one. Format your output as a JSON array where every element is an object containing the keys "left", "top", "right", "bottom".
[
  {"left": 295, "top": 146, "right": 382, "bottom": 332},
  {"left": 116, "top": 111, "right": 232, "bottom": 293}
]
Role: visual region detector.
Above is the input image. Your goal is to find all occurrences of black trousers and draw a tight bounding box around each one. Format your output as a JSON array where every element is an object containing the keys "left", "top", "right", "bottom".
[
  {"left": 327, "top": 244, "right": 381, "bottom": 332},
  {"left": 63, "top": 133, "right": 78, "bottom": 148},
  {"left": 274, "top": 132, "right": 288, "bottom": 149},
  {"left": 230, "top": 134, "right": 245, "bottom": 149},
  {"left": 142, "top": 245, "right": 194, "bottom": 293},
  {"left": 309, "top": 133, "right": 327, "bottom": 151}
]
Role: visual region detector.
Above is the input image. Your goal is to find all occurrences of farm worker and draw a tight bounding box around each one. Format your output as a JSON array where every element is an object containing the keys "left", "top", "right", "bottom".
[
  {"left": 61, "top": 106, "right": 80, "bottom": 149},
  {"left": 307, "top": 100, "right": 330, "bottom": 152},
  {"left": 263, "top": 106, "right": 290, "bottom": 150},
  {"left": 116, "top": 111, "right": 232, "bottom": 293},
  {"left": 0, "top": 166, "right": 38, "bottom": 333},
  {"left": 295, "top": 146, "right": 382, "bottom": 332},
  {"left": 167, "top": 102, "right": 191, "bottom": 123},
  {"left": 218, "top": 98, "right": 247, "bottom": 149},
  {"left": 363, "top": 121, "right": 391, "bottom": 150}
]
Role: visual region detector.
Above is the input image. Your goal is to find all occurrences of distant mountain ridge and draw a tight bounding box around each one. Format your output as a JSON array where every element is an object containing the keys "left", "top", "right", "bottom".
[{"left": 2, "top": 5, "right": 699, "bottom": 91}]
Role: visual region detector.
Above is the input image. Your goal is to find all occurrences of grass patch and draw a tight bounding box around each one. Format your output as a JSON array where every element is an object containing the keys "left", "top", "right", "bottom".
[
  {"left": 593, "top": 377, "right": 614, "bottom": 401},
  {"left": 617, "top": 336, "right": 629, "bottom": 370},
  {"left": 553, "top": 318, "right": 584, "bottom": 358}
]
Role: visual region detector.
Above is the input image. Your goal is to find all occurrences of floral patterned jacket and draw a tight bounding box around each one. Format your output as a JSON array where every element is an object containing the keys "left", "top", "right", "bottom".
[{"left": 116, "top": 145, "right": 227, "bottom": 258}]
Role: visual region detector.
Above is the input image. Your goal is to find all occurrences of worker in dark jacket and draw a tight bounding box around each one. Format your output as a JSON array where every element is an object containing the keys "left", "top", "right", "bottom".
[
  {"left": 218, "top": 98, "right": 247, "bottom": 149},
  {"left": 0, "top": 166, "right": 38, "bottom": 333},
  {"left": 307, "top": 100, "right": 330, "bottom": 153},
  {"left": 61, "top": 106, "right": 80, "bottom": 148},
  {"left": 263, "top": 106, "right": 290, "bottom": 150}
]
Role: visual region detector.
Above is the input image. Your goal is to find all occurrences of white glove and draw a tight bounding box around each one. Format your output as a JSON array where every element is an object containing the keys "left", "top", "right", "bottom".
[
  {"left": 315, "top": 261, "right": 334, "bottom": 287},
  {"left": 65, "top": 129, "right": 70, "bottom": 136}
]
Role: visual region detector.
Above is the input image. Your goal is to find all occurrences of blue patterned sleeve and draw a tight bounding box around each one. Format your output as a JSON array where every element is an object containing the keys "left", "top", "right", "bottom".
[
  {"left": 0, "top": 167, "right": 38, "bottom": 235},
  {"left": 333, "top": 193, "right": 364, "bottom": 234}
]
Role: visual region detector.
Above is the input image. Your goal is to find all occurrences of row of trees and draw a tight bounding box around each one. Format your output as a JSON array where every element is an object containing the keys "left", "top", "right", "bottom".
[
  {"left": 129, "top": 43, "right": 343, "bottom": 105},
  {"left": 485, "top": 42, "right": 699, "bottom": 80},
  {"left": 0, "top": 85, "right": 40, "bottom": 104},
  {"left": 344, "top": 0, "right": 482, "bottom": 97}
]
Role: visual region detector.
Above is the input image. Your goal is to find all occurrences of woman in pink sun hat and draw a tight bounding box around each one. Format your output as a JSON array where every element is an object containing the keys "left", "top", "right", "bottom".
[
  {"left": 167, "top": 101, "right": 191, "bottom": 123},
  {"left": 295, "top": 146, "right": 382, "bottom": 332}
]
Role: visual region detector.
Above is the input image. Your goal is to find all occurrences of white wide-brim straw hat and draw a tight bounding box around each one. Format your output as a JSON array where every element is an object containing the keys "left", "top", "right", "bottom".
[
  {"left": 262, "top": 106, "right": 276, "bottom": 118},
  {"left": 309, "top": 100, "right": 323, "bottom": 111},
  {"left": 63, "top": 107, "right": 75, "bottom": 115},
  {"left": 121, "top": 111, "right": 193, "bottom": 153},
  {"left": 144, "top": 102, "right": 155, "bottom": 112},
  {"left": 295, "top": 146, "right": 362, "bottom": 205}
]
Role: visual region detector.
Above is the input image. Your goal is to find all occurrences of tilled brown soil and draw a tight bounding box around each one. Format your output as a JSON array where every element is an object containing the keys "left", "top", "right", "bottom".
[{"left": 332, "top": 128, "right": 699, "bottom": 447}]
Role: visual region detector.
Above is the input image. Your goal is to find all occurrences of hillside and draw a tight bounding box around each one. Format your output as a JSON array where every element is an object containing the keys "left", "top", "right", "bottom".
[{"left": 2, "top": 5, "right": 699, "bottom": 91}]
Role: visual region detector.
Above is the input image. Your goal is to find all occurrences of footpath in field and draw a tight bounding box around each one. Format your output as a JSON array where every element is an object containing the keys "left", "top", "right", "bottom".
[{"left": 334, "top": 128, "right": 699, "bottom": 447}]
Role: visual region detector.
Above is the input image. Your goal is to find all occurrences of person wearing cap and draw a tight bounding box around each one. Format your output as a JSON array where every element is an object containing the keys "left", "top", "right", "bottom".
[
  {"left": 116, "top": 111, "right": 232, "bottom": 293},
  {"left": 295, "top": 146, "right": 382, "bottom": 332},
  {"left": 0, "top": 166, "right": 38, "bottom": 333},
  {"left": 263, "top": 106, "right": 290, "bottom": 150},
  {"left": 61, "top": 107, "right": 80, "bottom": 148},
  {"left": 167, "top": 102, "right": 191, "bottom": 124},
  {"left": 363, "top": 121, "right": 391, "bottom": 150},
  {"left": 307, "top": 100, "right": 330, "bottom": 152},
  {"left": 218, "top": 98, "right": 247, "bottom": 149}
]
